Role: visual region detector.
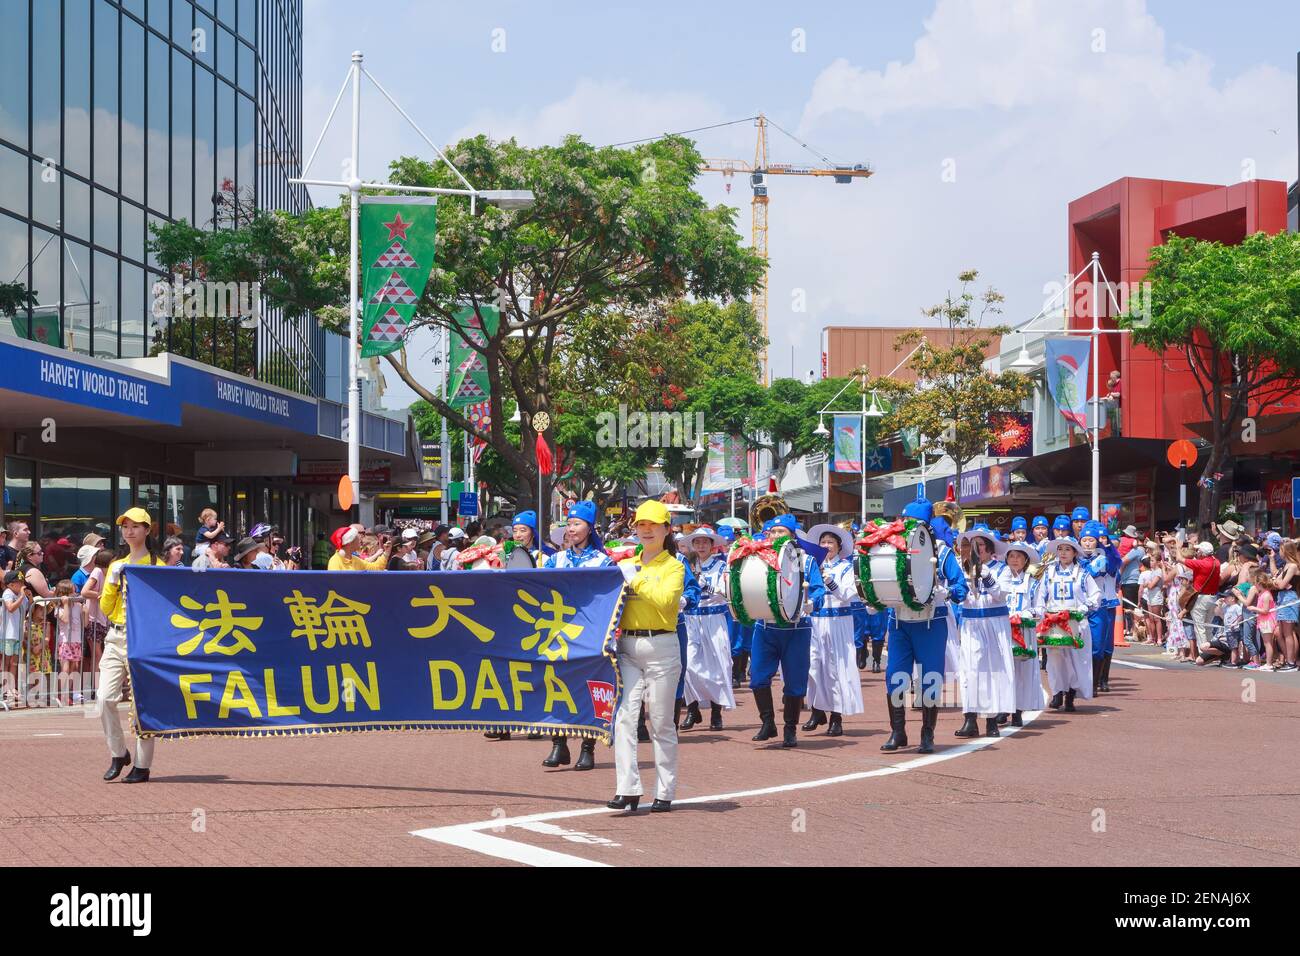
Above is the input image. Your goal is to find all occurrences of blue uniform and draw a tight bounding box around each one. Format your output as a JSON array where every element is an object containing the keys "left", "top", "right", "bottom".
[
  {"left": 886, "top": 544, "right": 968, "bottom": 705},
  {"left": 542, "top": 544, "right": 613, "bottom": 570},
  {"left": 1083, "top": 547, "right": 1120, "bottom": 659},
  {"left": 675, "top": 554, "right": 700, "bottom": 698},
  {"left": 750, "top": 552, "right": 825, "bottom": 698}
]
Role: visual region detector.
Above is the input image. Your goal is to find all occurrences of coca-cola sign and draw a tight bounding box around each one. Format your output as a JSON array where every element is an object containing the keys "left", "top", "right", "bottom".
[{"left": 1264, "top": 480, "right": 1293, "bottom": 509}]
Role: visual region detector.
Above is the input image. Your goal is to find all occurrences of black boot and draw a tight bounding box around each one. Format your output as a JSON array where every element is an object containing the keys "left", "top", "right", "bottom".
[
  {"left": 637, "top": 703, "right": 650, "bottom": 742},
  {"left": 1049, "top": 691, "right": 1064, "bottom": 710},
  {"left": 709, "top": 703, "right": 723, "bottom": 731},
  {"left": 826, "top": 712, "right": 843, "bottom": 737},
  {"left": 122, "top": 766, "right": 150, "bottom": 784},
  {"left": 607, "top": 794, "right": 640, "bottom": 812},
  {"left": 1100, "top": 653, "right": 1112, "bottom": 692},
  {"left": 781, "top": 695, "right": 800, "bottom": 748},
  {"left": 574, "top": 738, "right": 596, "bottom": 771},
  {"left": 917, "top": 704, "right": 938, "bottom": 753},
  {"left": 872, "top": 641, "right": 884, "bottom": 673},
  {"left": 856, "top": 645, "right": 868, "bottom": 670},
  {"left": 801, "top": 707, "right": 827, "bottom": 732},
  {"left": 102, "top": 751, "right": 131, "bottom": 782},
  {"left": 880, "top": 699, "right": 908, "bottom": 751},
  {"left": 752, "top": 687, "right": 778, "bottom": 741},
  {"left": 731, "top": 656, "right": 743, "bottom": 687},
  {"left": 542, "top": 735, "right": 571, "bottom": 767},
  {"left": 483, "top": 731, "right": 511, "bottom": 740},
  {"left": 680, "top": 700, "right": 702, "bottom": 730},
  {"left": 984, "top": 717, "right": 1001, "bottom": 738},
  {"left": 1064, "top": 689, "right": 1077, "bottom": 712},
  {"left": 995, "top": 713, "right": 1009, "bottom": 725},
  {"left": 734, "top": 651, "right": 749, "bottom": 687},
  {"left": 953, "top": 712, "right": 980, "bottom": 738},
  {"left": 1011, "top": 710, "right": 1023, "bottom": 727},
  {"left": 1092, "top": 663, "right": 1102, "bottom": 696}
]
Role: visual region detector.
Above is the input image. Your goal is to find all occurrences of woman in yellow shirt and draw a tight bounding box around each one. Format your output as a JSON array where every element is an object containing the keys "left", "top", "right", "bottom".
[
  {"left": 609, "top": 500, "right": 685, "bottom": 813},
  {"left": 98, "top": 508, "right": 164, "bottom": 783}
]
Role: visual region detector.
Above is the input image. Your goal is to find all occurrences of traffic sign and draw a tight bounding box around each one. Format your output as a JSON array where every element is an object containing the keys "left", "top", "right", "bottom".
[
  {"left": 1166, "top": 439, "right": 1197, "bottom": 468},
  {"left": 458, "top": 491, "right": 479, "bottom": 517}
]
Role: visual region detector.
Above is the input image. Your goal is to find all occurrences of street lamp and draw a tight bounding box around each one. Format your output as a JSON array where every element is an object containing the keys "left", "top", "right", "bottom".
[
  {"left": 477, "top": 189, "right": 536, "bottom": 211},
  {"left": 813, "top": 418, "right": 830, "bottom": 437},
  {"left": 1008, "top": 332, "right": 1037, "bottom": 372},
  {"left": 685, "top": 436, "right": 705, "bottom": 459}
]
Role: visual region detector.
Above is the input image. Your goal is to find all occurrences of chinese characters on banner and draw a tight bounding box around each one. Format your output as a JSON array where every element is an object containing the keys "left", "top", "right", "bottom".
[{"left": 125, "top": 567, "right": 625, "bottom": 741}]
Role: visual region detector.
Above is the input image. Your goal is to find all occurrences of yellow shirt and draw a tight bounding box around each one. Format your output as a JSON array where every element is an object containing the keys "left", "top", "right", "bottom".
[
  {"left": 328, "top": 550, "right": 388, "bottom": 571},
  {"left": 619, "top": 549, "right": 685, "bottom": 633},
  {"left": 99, "top": 553, "right": 164, "bottom": 628}
]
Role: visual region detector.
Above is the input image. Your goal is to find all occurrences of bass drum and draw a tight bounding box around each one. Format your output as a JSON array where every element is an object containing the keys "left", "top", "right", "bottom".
[
  {"left": 503, "top": 545, "right": 536, "bottom": 569},
  {"left": 729, "top": 540, "right": 805, "bottom": 624},
  {"left": 857, "top": 521, "right": 937, "bottom": 608}
]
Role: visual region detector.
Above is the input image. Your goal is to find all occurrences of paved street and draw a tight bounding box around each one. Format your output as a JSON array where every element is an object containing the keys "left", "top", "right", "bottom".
[{"left": 4, "top": 646, "right": 1296, "bottom": 867}]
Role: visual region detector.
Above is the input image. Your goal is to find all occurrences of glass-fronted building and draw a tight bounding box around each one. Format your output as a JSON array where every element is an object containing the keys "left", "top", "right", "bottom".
[{"left": 0, "top": 0, "right": 419, "bottom": 562}]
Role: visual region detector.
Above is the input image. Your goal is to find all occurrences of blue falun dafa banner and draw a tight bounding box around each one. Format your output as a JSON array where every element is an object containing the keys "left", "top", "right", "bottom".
[{"left": 124, "top": 567, "right": 625, "bottom": 742}]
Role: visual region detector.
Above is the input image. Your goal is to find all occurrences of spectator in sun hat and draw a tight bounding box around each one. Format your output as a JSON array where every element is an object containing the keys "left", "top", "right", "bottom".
[
  {"left": 71, "top": 542, "right": 103, "bottom": 591},
  {"left": 232, "top": 537, "right": 265, "bottom": 569}
]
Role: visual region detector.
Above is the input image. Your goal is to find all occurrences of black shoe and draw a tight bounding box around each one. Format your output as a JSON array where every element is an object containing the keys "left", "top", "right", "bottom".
[
  {"left": 1049, "top": 691, "right": 1064, "bottom": 710},
  {"left": 917, "top": 705, "right": 938, "bottom": 754},
  {"left": 880, "top": 699, "right": 908, "bottom": 751},
  {"left": 526, "top": 731, "right": 544, "bottom": 740},
  {"left": 542, "top": 736, "right": 571, "bottom": 767},
  {"left": 680, "top": 701, "right": 702, "bottom": 731},
  {"left": 857, "top": 646, "right": 868, "bottom": 670},
  {"left": 752, "top": 687, "right": 778, "bottom": 741},
  {"left": 995, "top": 713, "right": 1009, "bottom": 725},
  {"left": 984, "top": 717, "right": 1001, "bottom": 738},
  {"left": 781, "top": 694, "right": 800, "bottom": 748},
  {"left": 708, "top": 703, "right": 723, "bottom": 731},
  {"left": 574, "top": 738, "right": 596, "bottom": 771},
  {"left": 1011, "top": 710, "right": 1023, "bottom": 727},
  {"left": 483, "top": 731, "right": 511, "bottom": 740},
  {"left": 122, "top": 767, "right": 150, "bottom": 784},
  {"left": 1093, "top": 666, "right": 1102, "bottom": 696},
  {"left": 1064, "top": 689, "right": 1077, "bottom": 712},
  {"left": 826, "top": 712, "right": 843, "bottom": 737},
  {"left": 801, "top": 707, "right": 826, "bottom": 732},
  {"left": 953, "top": 713, "right": 980, "bottom": 738},
  {"left": 650, "top": 799, "right": 672, "bottom": 813},
  {"left": 872, "top": 660, "right": 881, "bottom": 674},
  {"left": 607, "top": 795, "right": 640, "bottom": 812},
  {"left": 1100, "top": 653, "right": 1112, "bottom": 692},
  {"left": 102, "top": 752, "right": 131, "bottom": 782}
]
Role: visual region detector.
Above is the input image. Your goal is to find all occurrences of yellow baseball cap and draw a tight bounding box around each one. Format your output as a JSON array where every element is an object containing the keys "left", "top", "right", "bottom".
[
  {"left": 116, "top": 507, "right": 152, "bottom": 526},
  {"left": 633, "top": 500, "right": 670, "bottom": 525}
]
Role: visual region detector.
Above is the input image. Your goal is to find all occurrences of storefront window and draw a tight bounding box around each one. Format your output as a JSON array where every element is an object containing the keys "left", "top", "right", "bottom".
[
  {"left": 37, "top": 465, "right": 113, "bottom": 569},
  {"left": 3, "top": 458, "right": 35, "bottom": 527},
  {"left": 162, "top": 481, "right": 220, "bottom": 549}
]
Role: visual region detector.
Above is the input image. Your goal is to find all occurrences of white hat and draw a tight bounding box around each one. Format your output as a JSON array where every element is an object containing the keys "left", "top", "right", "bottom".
[
  {"left": 958, "top": 526, "right": 1009, "bottom": 559},
  {"left": 550, "top": 525, "right": 568, "bottom": 548},
  {"left": 401, "top": 527, "right": 419, "bottom": 541},
  {"left": 76, "top": 544, "right": 101, "bottom": 567},
  {"left": 1196, "top": 541, "right": 1214, "bottom": 556},
  {"left": 340, "top": 527, "right": 359, "bottom": 547},
  {"left": 449, "top": 527, "right": 467, "bottom": 540},
  {"left": 1002, "top": 541, "right": 1039, "bottom": 566},
  {"left": 1051, "top": 536, "right": 1083, "bottom": 557},
  {"left": 806, "top": 523, "right": 853, "bottom": 559},
  {"left": 677, "top": 526, "right": 727, "bottom": 552}
]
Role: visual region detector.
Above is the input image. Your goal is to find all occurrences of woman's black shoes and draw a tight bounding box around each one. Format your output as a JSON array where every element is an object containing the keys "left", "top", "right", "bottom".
[
  {"left": 801, "top": 708, "right": 826, "bottom": 732},
  {"left": 607, "top": 795, "right": 639, "bottom": 812},
  {"left": 542, "top": 737, "right": 571, "bottom": 767},
  {"left": 680, "top": 701, "right": 702, "bottom": 730},
  {"left": 984, "top": 718, "right": 1001, "bottom": 738},
  {"left": 1011, "top": 710, "right": 1023, "bottom": 727},
  {"left": 650, "top": 799, "right": 672, "bottom": 813},
  {"left": 1049, "top": 691, "right": 1064, "bottom": 710},
  {"left": 103, "top": 753, "right": 131, "bottom": 781},
  {"left": 1064, "top": 689, "right": 1077, "bottom": 712},
  {"left": 953, "top": 713, "right": 980, "bottom": 738},
  {"left": 574, "top": 739, "right": 596, "bottom": 771},
  {"left": 122, "top": 767, "right": 150, "bottom": 784},
  {"left": 708, "top": 704, "right": 724, "bottom": 731},
  {"left": 826, "top": 713, "right": 843, "bottom": 737},
  {"left": 484, "top": 731, "right": 511, "bottom": 740},
  {"left": 995, "top": 713, "right": 1009, "bottom": 725}
]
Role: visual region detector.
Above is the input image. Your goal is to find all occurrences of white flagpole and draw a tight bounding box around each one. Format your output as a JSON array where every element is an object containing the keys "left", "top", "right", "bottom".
[{"left": 347, "top": 51, "right": 362, "bottom": 513}]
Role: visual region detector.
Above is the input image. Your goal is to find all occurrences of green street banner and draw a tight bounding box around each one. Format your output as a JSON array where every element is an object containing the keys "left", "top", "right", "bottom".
[
  {"left": 448, "top": 304, "right": 500, "bottom": 407},
  {"left": 724, "top": 434, "right": 746, "bottom": 479},
  {"left": 359, "top": 196, "right": 437, "bottom": 357}
]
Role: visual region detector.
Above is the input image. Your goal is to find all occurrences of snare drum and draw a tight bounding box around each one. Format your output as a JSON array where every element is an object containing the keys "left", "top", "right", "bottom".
[{"left": 503, "top": 543, "right": 536, "bottom": 569}]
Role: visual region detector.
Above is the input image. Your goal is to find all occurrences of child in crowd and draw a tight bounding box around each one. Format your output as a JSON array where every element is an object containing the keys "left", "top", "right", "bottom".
[
  {"left": 26, "top": 599, "right": 52, "bottom": 677},
  {"left": 1164, "top": 560, "right": 1192, "bottom": 658},
  {"left": 54, "top": 579, "right": 83, "bottom": 704},
  {"left": 1138, "top": 555, "right": 1165, "bottom": 647},
  {"left": 194, "top": 509, "right": 224, "bottom": 558},
  {"left": 1245, "top": 568, "right": 1279, "bottom": 671},
  {"left": 2, "top": 571, "right": 27, "bottom": 704}
]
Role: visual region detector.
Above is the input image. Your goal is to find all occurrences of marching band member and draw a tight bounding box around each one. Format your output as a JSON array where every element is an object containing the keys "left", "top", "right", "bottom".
[
  {"left": 975, "top": 524, "right": 1007, "bottom": 578},
  {"left": 510, "top": 511, "right": 545, "bottom": 564},
  {"left": 715, "top": 526, "right": 751, "bottom": 688},
  {"left": 609, "top": 500, "right": 686, "bottom": 814},
  {"left": 998, "top": 541, "right": 1046, "bottom": 726},
  {"left": 882, "top": 487, "right": 968, "bottom": 755},
  {"left": 1031, "top": 516, "right": 1051, "bottom": 557},
  {"left": 1010, "top": 516, "right": 1029, "bottom": 543},
  {"left": 1040, "top": 537, "right": 1100, "bottom": 712},
  {"left": 803, "top": 524, "right": 864, "bottom": 736},
  {"left": 678, "top": 526, "right": 735, "bottom": 731},
  {"left": 1052, "top": 515, "right": 1072, "bottom": 541},
  {"left": 673, "top": 541, "right": 701, "bottom": 730},
  {"left": 538, "top": 502, "right": 612, "bottom": 771},
  {"left": 98, "top": 508, "right": 165, "bottom": 783},
  {"left": 749, "top": 514, "right": 825, "bottom": 748},
  {"left": 953, "top": 527, "right": 1016, "bottom": 739},
  {"left": 1080, "top": 520, "right": 1121, "bottom": 694},
  {"left": 1070, "top": 506, "right": 1090, "bottom": 541}
]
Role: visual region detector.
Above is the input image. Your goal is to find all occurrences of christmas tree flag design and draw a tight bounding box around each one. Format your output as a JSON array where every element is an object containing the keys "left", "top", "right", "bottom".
[{"left": 358, "top": 198, "right": 437, "bottom": 357}]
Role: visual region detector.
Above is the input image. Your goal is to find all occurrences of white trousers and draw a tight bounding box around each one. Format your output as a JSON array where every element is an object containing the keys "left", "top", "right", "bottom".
[
  {"left": 614, "top": 633, "right": 681, "bottom": 801},
  {"left": 98, "top": 629, "right": 155, "bottom": 769}
]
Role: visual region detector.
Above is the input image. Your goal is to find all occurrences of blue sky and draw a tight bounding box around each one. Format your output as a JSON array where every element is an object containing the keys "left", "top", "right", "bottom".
[{"left": 300, "top": 0, "right": 1299, "bottom": 407}]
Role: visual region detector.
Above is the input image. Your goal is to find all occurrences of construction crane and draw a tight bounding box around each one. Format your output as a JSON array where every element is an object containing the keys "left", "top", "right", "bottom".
[{"left": 700, "top": 114, "right": 872, "bottom": 384}]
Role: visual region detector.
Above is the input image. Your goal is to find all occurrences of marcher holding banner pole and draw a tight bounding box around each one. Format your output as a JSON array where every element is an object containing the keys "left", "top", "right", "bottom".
[
  {"left": 609, "top": 500, "right": 685, "bottom": 814},
  {"left": 97, "top": 508, "right": 164, "bottom": 784}
]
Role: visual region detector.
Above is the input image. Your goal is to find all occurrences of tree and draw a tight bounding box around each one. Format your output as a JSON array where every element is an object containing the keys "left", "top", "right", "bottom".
[
  {"left": 873, "top": 270, "right": 1033, "bottom": 496},
  {"left": 1118, "top": 231, "right": 1300, "bottom": 529},
  {"left": 0, "top": 281, "right": 36, "bottom": 318}
]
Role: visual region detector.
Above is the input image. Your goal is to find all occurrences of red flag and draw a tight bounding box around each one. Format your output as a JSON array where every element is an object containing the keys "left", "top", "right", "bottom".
[{"left": 536, "top": 433, "right": 554, "bottom": 476}]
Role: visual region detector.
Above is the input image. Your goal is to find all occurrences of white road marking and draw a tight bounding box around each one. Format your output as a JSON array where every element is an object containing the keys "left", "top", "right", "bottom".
[
  {"left": 32, "top": 732, "right": 64, "bottom": 737},
  {"left": 412, "top": 709, "right": 1044, "bottom": 866},
  {"left": 1111, "top": 659, "right": 1162, "bottom": 670}
]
